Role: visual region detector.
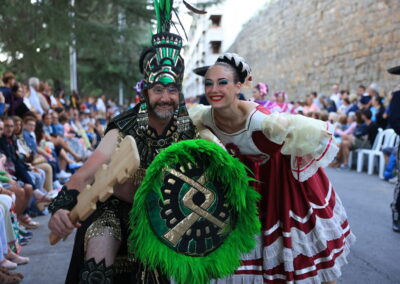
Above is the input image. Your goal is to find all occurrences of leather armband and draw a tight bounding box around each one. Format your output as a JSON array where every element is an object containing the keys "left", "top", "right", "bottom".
[{"left": 48, "top": 185, "right": 79, "bottom": 214}]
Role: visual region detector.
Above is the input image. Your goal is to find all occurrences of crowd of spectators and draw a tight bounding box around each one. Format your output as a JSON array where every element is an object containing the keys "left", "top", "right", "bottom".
[
  {"left": 248, "top": 82, "right": 397, "bottom": 177},
  {"left": 0, "top": 71, "right": 118, "bottom": 282}
]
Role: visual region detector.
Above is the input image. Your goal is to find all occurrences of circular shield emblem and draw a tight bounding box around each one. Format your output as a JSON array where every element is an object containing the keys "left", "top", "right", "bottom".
[
  {"left": 147, "top": 161, "right": 233, "bottom": 256},
  {"left": 129, "top": 139, "right": 260, "bottom": 284}
]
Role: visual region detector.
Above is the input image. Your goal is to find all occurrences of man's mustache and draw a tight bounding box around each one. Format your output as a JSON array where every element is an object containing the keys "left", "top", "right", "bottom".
[{"left": 154, "top": 102, "right": 176, "bottom": 107}]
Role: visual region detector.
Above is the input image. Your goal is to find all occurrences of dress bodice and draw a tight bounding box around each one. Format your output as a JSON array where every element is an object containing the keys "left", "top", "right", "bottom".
[{"left": 201, "top": 105, "right": 272, "bottom": 164}]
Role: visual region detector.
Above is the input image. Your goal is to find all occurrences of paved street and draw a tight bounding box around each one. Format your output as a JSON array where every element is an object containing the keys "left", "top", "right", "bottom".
[{"left": 13, "top": 168, "right": 400, "bottom": 284}]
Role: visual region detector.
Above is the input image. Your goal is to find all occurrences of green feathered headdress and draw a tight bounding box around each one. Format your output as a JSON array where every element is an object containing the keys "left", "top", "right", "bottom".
[
  {"left": 129, "top": 139, "right": 261, "bottom": 284},
  {"left": 139, "top": 0, "right": 184, "bottom": 89}
]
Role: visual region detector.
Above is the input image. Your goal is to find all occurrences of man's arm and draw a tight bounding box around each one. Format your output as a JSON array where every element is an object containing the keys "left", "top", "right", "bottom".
[
  {"left": 65, "top": 128, "right": 119, "bottom": 191},
  {"left": 48, "top": 129, "right": 120, "bottom": 238}
]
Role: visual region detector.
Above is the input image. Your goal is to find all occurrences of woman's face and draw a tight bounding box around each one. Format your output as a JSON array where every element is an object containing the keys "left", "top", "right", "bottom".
[
  {"left": 371, "top": 97, "right": 379, "bottom": 107},
  {"left": 204, "top": 65, "right": 241, "bottom": 109},
  {"left": 275, "top": 94, "right": 284, "bottom": 104},
  {"left": 43, "top": 114, "right": 52, "bottom": 125},
  {"left": 252, "top": 88, "right": 263, "bottom": 100},
  {"left": 14, "top": 120, "right": 22, "bottom": 134},
  {"left": 306, "top": 96, "right": 313, "bottom": 106}
]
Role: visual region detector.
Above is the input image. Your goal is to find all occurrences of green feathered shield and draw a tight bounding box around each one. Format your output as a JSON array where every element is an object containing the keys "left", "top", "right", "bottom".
[{"left": 128, "top": 139, "right": 260, "bottom": 284}]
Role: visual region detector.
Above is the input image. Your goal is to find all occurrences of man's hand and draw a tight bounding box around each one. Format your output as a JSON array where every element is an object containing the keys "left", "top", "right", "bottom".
[{"left": 48, "top": 209, "right": 81, "bottom": 238}]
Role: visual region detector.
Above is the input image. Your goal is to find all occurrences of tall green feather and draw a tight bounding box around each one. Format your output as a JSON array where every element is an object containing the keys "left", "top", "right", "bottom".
[
  {"left": 128, "top": 139, "right": 261, "bottom": 284},
  {"left": 154, "top": 0, "right": 173, "bottom": 33}
]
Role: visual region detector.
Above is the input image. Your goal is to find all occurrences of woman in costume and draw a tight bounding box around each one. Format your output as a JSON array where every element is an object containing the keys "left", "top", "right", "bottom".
[
  {"left": 190, "top": 53, "right": 355, "bottom": 284},
  {"left": 252, "top": 82, "right": 275, "bottom": 110},
  {"left": 267, "top": 90, "right": 297, "bottom": 114}
]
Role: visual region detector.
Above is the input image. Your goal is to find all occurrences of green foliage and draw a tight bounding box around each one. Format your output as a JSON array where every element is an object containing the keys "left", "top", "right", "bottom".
[
  {"left": 0, "top": 0, "right": 152, "bottom": 98},
  {"left": 0, "top": 0, "right": 222, "bottom": 99}
]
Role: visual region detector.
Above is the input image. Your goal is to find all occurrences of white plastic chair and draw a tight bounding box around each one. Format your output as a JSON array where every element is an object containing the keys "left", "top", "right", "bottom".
[
  {"left": 348, "top": 128, "right": 381, "bottom": 169},
  {"left": 356, "top": 128, "right": 383, "bottom": 173},
  {"left": 356, "top": 129, "right": 395, "bottom": 178}
]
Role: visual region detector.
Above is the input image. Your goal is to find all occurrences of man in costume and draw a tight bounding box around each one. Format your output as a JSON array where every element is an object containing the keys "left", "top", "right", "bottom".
[
  {"left": 47, "top": 3, "right": 198, "bottom": 282},
  {"left": 387, "top": 65, "right": 400, "bottom": 232}
]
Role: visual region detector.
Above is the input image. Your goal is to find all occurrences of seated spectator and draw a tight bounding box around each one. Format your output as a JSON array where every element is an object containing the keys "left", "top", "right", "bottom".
[
  {"left": 335, "top": 112, "right": 357, "bottom": 138},
  {"left": 268, "top": 91, "right": 296, "bottom": 114},
  {"left": 36, "top": 81, "right": 50, "bottom": 113},
  {"left": 337, "top": 109, "right": 379, "bottom": 169},
  {"left": 42, "top": 113, "right": 82, "bottom": 162},
  {"left": 13, "top": 116, "right": 48, "bottom": 197},
  {"left": 328, "top": 112, "right": 339, "bottom": 127},
  {"left": 0, "top": 120, "right": 34, "bottom": 229},
  {"left": 51, "top": 112, "right": 64, "bottom": 137},
  {"left": 311, "top": 91, "right": 324, "bottom": 110},
  {"left": 0, "top": 212, "right": 23, "bottom": 283},
  {"left": 371, "top": 95, "right": 387, "bottom": 129},
  {"left": 346, "top": 94, "right": 359, "bottom": 115},
  {"left": 326, "top": 98, "right": 337, "bottom": 113},
  {"left": 338, "top": 98, "right": 351, "bottom": 114},
  {"left": 27, "top": 77, "right": 45, "bottom": 115},
  {"left": 359, "top": 83, "right": 378, "bottom": 109},
  {"left": 35, "top": 121, "right": 71, "bottom": 180},
  {"left": 0, "top": 72, "right": 15, "bottom": 102},
  {"left": 303, "top": 94, "right": 320, "bottom": 114},
  {"left": 21, "top": 116, "right": 55, "bottom": 193},
  {"left": 5, "top": 84, "right": 30, "bottom": 117},
  {"left": 0, "top": 191, "right": 30, "bottom": 266},
  {"left": 0, "top": 118, "right": 52, "bottom": 226},
  {"left": 319, "top": 110, "right": 329, "bottom": 122},
  {"left": 334, "top": 114, "right": 349, "bottom": 137}
]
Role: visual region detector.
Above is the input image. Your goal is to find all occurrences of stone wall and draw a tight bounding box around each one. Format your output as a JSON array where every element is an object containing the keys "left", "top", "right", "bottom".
[{"left": 229, "top": 0, "right": 400, "bottom": 99}]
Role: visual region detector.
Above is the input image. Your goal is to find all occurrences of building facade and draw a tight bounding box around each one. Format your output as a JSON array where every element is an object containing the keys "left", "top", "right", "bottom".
[{"left": 182, "top": 0, "right": 266, "bottom": 98}]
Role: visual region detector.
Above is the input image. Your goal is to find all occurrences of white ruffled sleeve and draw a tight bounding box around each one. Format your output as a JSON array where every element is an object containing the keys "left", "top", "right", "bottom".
[
  {"left": 188, "top": 104, "right": 225, "bottom": 149},
  {"left": 261, "top": 113, "right": 338, "bottom": 182}
]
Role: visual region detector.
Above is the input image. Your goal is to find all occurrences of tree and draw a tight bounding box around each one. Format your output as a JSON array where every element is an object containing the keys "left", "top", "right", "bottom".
[
  {"left": 0, "top": 0, "right": 152, "bottom": 99},
  {"left": 0, "top": 0, "right": 221, "bottom": 100}
]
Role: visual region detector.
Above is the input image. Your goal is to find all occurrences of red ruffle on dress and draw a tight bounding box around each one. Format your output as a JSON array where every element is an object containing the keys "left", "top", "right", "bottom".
[{"left": 197, "top": 105, "right": 355, "bottom": 284}]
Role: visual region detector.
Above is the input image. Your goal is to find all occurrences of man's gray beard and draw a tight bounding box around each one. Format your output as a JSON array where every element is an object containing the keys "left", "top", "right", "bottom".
[
  {"left": 152, "top": 108, "right": 175, "bottom": 120},
  {"left": 149, "top": 102, "right": 177, "bottom": 120}
]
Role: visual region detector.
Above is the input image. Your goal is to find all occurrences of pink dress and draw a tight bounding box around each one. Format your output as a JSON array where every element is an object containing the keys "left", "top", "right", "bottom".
[
  {"left": 199, "top": 105, "right": 355, "bottom": 283},
  {"left": 254, "top": 100, "right": 296, "bottom": 114}
]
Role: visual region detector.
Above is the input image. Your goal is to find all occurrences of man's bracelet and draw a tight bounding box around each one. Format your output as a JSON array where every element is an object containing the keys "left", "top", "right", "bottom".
[{"left": 48, "top": 185, "right": 79, "bottom": 215}]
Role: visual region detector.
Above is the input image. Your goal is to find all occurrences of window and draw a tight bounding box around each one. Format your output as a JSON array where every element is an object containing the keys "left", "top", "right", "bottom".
[
  {"left": 210, "top": 41, "right": 221, "bottom": 54},
  {"left": 210, "top": 15, "right": 222, "bottom": 27}
]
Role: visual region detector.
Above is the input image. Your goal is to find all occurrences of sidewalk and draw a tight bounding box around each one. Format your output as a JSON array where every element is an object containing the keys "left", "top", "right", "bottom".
[{"left": 15, "top": 215, "right": 74, "bottom": 284}]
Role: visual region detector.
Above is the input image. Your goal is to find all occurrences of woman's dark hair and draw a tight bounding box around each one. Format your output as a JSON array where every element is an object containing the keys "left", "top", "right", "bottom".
[
  {"left": 42, "top": 112, "right": 51, "bottom": 120},
  {"left": 214, "top": 62, "right": 240, "bottom": 83},
  {"left": 355, "top": 110, "right": 363, "bottom": 124},
  {"left": 11, "top": 83, "right": 19, "bottom": 94},
  {"left": 35, "top": 121, "right": 44, "bottom": 144},
  {"left": 373, "top": 96, "right": 384, "bottom": 108}
]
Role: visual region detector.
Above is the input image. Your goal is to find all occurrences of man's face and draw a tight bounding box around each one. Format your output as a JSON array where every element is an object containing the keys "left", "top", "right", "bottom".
[
  {"left": 24, "top": 120, "right": 36, "bottom": 133},
  {"left": 3, "top": 119, "right": 14, "bottom": 137},
  {"left": 332, "top": 85, "right": 339, "bottom": 94},
  {"left": 147, "top": 84, "right": 179, "bottom": 120},
  {"left": 52, "top": 113, "right": 59, "bottom": 124},
  {"left": 357, "top": 87, "right": 365, "bottom": 95}
]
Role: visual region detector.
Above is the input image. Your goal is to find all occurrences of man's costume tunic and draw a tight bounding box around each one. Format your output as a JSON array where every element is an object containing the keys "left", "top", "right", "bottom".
[{"left": 65, "top": 104, "right": 197, "bottom": 283}]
